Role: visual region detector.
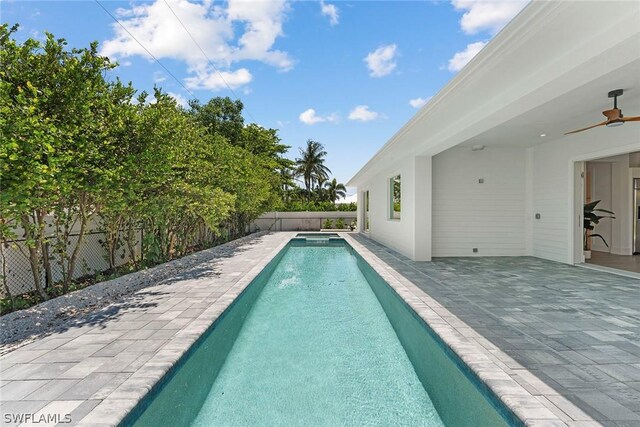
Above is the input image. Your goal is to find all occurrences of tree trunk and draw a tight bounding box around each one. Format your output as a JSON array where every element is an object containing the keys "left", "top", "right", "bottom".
[
  {"left": 42, "top": 240, "right": 53, "bottom": 291},
  {"left": 21, "top": 212, "right": 48, "bottom": 301},
  {"left": 64, "top": 193, "right": 88, "bottom": 293},
  {"left": 124, "top": 222, "right": 139, "bottom": 269}
]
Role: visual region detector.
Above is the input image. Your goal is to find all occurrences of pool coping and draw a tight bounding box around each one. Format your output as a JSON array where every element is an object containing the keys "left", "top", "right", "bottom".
[{"left": 342, "top": 233, "right": 598, "bottom": 427}]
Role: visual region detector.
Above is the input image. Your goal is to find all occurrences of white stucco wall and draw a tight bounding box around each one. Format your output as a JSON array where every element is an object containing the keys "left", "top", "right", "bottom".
[{"left": 432, "top": 146, "right": 527, "bottom": 257}]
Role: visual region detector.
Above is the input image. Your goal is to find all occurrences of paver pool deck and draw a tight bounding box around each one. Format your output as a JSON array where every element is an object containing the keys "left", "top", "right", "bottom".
[
  {"left": 0, "top": 233, "right": 292, "bottom": 427},
  {"left": 0, "top": 231, "right": 634, "bottom": 426},
  {"left": 352, "top": 234, "right": 640, "bottom": 427}
]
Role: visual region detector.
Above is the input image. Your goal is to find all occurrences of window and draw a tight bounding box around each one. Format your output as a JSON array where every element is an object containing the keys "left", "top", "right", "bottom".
[
  {"left": 389, "top": 175, "right": 401, "bottom": 220},
  {"left": 363, "top": 190, "right": 370, "bottom": 232}
]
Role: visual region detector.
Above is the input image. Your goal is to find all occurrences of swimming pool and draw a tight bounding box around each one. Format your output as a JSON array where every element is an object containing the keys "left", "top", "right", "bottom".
[{"left": 123, "top": 238, "right": 521, "bottom": 426}]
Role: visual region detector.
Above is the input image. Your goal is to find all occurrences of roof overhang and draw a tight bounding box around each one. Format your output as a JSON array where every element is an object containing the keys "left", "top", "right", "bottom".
[{"left": 348, "top": 1, "right": 640, "bottom": 186}]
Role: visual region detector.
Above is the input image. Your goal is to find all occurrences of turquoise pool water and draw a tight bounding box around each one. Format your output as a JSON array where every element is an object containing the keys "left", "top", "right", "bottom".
[{"left": 126, "top": 240, "right": 517, "bottom": 426}]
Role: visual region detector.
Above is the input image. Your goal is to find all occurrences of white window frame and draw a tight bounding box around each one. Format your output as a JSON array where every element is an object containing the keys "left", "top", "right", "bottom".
[{"left": 388, "top": 174, "right": 401, "bottom": 222}]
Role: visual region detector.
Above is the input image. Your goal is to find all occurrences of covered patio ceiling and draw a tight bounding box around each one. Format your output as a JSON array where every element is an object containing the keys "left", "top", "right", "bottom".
[{"left": 460, "top": 58, "right": 640, "bottom": 149}]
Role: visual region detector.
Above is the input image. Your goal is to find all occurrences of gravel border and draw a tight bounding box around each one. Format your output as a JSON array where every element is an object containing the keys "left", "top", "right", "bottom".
[{"left": 0, "top": 231, "right": 269, "bottom": 354}]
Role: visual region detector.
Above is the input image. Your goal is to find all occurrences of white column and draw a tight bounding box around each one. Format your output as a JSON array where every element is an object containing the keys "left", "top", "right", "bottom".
[
  {"left": 524, "top": 147, "right": 534, "bottom": 256},
  {"left": 413, "top": 155, "right": 432, "bottom": 261},
  {"left": 570, "top": 161, "right": 585, "bottom": 264},
  {"left": 356, "top": 190, "right": 364, "bottom": 233}
]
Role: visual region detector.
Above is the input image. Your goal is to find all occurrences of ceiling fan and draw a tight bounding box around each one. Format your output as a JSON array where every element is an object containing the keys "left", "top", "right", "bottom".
[{"left": 565, "top": 89, "right": 640, "bottom": 135}]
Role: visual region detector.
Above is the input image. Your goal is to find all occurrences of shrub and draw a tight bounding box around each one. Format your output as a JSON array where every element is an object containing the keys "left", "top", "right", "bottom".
[{"left": 283, "top": 201, "right": 357, "bottom": 212}]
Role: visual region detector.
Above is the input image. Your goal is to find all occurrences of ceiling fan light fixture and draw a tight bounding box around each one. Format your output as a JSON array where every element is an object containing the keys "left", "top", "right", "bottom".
[{"left": 565, "top": 89, "right": 639, "bottom": 135}]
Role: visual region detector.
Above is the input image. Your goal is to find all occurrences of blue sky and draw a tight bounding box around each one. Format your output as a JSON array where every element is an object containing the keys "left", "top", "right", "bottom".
[{"left": 2, "top": 0, "right": 527, "bottom": 196}]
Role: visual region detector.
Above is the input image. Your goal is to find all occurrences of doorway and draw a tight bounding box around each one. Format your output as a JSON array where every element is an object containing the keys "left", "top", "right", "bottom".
[{"left": 580, "top": 151, "right": 640, "bottom": 274}]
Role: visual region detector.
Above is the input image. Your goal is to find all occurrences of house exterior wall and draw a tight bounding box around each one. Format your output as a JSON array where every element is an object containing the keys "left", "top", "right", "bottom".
[
  {"left": 358, "top": 155, "right": 418, "bottom": 259},
  {"left": 356, "top": 133, "right": 638, "bottom": 264},
  {"left": 349, "top": 2, "right": 639, "bottom": 264},
  {"left": 432, "top": 146, "right": 527, "bottom": 257}
]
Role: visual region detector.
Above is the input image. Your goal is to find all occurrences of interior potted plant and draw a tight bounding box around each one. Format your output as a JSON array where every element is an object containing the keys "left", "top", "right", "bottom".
[{"left": 583, "top": 200, "right": 615, "bottom": 259}]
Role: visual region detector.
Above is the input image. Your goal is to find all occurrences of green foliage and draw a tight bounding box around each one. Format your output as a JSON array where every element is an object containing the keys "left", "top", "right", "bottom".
[
  {"left": 189, "top": 97, "right": 245, "bottom": 145},
  {"left": 295, "top": 140, "right": 331, "bottom": 201},
  {"left": 284, "top": 201, "right": 357, "bottom": 212},
  {"left": 0, "top": 25, "right": 357, "bottom": 311},
  {"left": 335, "top": 218, "right": 346, "bottom": 229},
  {"left": 1, "top": 23, "right": 120, "bottom": 298},
  {"left": 323, "top": 219, "right": 333, "bottom": 229},
  {"left": 583, "top": 200, "right": 615, "bottom": 249},
  {"left": 0, "top": 26, "right": 291, "bottom": 305},
  {"left": 324, "top": 178, "right": 347, "bottom": 204},
  {"left": 391, "top": 175, "right": 401, "bottom": 214}
]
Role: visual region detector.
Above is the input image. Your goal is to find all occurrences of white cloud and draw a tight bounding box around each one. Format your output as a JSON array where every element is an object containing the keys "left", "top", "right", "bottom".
[
  {"left": 167, "top": 91, "right": 189, "bottom": 108},
  {"left": 299, "top": 108, "right": 338, "bottom": 125},
  {"left": 364, "top": 44, "right": 397, "bottom": 78},
  {"left": 100, "top": 0, "right": 293, "bottom": 91},
  {"left": 320, "top": 1, "right": 339, "bottom": 26},
  {"left": 409, "top": 97, "right": 431, "bottom": 108},
  {"left": 184, "top": 67, "right": 253, "bottom": 91},
  {"left": 447, "top": 41, "right": 487, "bottom": 72},
  {"left": 153, "top": 71, "right": 167, "bottom": 83},
  {"left": 348, "top": 105, "right": 381, "bottom": 122},
  {"left": 226, "top": 0, "right": 294, "bottom": 70},
  {"left": 451, "top": 0, "right": 528, "bottom": 35}
]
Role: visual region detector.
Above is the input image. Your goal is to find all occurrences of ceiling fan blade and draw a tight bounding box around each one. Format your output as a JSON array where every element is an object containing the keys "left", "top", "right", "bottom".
[
  {"left": 621, "top": 116, "right": 640, "bottom": 122},
  {"left": 565, "top": 121, "right": 608, "bottom": 135}
]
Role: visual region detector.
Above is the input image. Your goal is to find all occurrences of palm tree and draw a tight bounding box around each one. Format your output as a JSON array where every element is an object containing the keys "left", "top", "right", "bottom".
[
  {"left": 295, "top": 140, "right": 331, "bottom": 202},
  {"left": 316, "top": 177, "right": 328, "bottom": 202},
  {"left": 278, "top": 167, "right": 297, "bottom": 203},
  {"left": 325, "top": 178, "right": 347, "bottom": 205}
]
